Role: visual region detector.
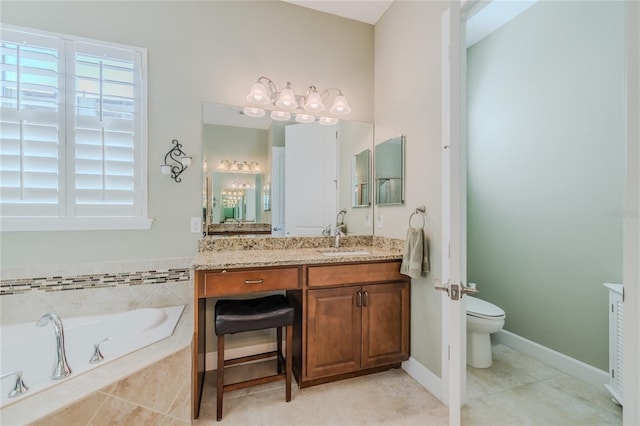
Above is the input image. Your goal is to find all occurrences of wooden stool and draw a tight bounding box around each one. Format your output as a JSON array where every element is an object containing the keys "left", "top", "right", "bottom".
[{"left": 214, "top": 295, "right": 294, "bottom": 421}]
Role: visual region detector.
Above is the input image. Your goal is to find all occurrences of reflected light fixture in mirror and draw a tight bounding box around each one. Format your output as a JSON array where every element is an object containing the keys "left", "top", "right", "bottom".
[
  {"left": 295, "top": 113, "right": 315, "bottom": 124},
  {"left": 245, "top": 76, "right": 351, "bottom": 125},
  {"left": 217, "top": 160, "right": 262, "bottom": 173},
  {"left": 319, "top": 116, "right": 338, "bottom": 126},
  {"left": 271, "top": 110, "right": 291, "bottom": 121},
  {"left": 243, "top": 107, "right": 265, "bottom": 118}
]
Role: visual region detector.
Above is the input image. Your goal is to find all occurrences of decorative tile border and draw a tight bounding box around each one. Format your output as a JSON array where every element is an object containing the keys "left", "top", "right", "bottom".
[{"left": 0, "top": 268, "right": 191, "bottom": 296}]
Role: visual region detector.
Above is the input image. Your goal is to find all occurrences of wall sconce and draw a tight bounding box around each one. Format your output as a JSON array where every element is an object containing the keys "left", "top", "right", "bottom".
[
  {"left": 244, "top": 76, "right": 351, "bottom": 125},
  {"left": 161, "top": 139, "right": 191, "bottom": 183},
  {"left": 216, "top": 160, "right": 262, "bottom": 173}
]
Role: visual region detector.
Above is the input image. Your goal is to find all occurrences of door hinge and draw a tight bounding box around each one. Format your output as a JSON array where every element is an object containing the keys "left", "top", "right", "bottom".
[{"left": 448, "top": 345, "right": 451, "bottom": 361}]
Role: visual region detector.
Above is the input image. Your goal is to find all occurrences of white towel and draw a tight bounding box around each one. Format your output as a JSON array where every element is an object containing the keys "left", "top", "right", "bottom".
[{"left": 400, "top": 227, "right": 430, "bottom": 279}]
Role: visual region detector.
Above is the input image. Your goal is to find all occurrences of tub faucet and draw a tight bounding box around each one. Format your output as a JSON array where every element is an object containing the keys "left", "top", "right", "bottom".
[
  {"left": 0, "top": 371, "right": 29, "bottom": 398},
  {"left": 36, "top": 313, "right": 72, "bottom": 380}
]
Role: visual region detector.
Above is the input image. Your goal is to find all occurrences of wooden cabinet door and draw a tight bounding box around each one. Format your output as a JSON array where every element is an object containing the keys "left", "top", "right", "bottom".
[
  {"left": 361, "top": 282, "right": 410, "bottom": 368},
  {"left": 306, "top": 286, "right": 361, "bottom": 379}
]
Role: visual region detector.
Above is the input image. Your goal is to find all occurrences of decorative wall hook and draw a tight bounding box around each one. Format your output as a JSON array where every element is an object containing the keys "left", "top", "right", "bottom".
[{"left": 161, "top": 139, "right": 192, "bottom": 183}]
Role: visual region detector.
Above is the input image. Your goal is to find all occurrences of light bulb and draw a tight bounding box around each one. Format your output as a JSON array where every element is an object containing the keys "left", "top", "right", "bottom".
[
  {"left": 275, "top": 85, "right": 298, "bottom": 109},
  {"left": 330, "top": 95, "right": 351, "bottom": 115},
  {"left": 246, "top": 81, "right": 270, "bottom": 105},
  {"left": 304, "top": 90, "right": 325, "bottom": 112}
]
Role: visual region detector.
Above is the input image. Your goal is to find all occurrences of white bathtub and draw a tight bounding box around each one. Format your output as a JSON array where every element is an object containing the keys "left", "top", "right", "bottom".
[{"left": 0, "top": 305, "right": 185, "bottom": 408}]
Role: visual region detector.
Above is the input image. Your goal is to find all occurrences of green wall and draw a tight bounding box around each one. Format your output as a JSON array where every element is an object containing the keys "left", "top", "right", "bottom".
[{"left": 467, "top": 0, "right": 624, "bottom": 371}]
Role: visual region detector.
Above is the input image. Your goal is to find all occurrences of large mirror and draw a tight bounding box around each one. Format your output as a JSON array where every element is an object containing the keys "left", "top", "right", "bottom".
[
  {"left": 375, "top": 135, "right": 405, "bottom": 205},
  {"left": 202, "top": 102, "right": 374, "bottom": 236}
]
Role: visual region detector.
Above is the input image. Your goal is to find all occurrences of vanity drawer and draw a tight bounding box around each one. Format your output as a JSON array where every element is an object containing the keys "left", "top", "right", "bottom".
[
  {"left": 202, "top": 267, "right": 300, "bottom": 297},
  {"left": 307, "top": 261, "right": 405, "bottom": 287}
]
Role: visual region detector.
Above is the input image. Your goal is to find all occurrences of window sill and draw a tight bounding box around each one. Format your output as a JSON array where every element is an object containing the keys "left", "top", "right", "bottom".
[{"left": 0, "top": 217, "right": 154, "bottom": 232}]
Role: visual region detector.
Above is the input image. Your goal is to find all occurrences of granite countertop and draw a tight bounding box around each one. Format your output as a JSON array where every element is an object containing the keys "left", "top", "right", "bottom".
[{"left": 192, "top": 235, "right": 405, "bottom": 270}]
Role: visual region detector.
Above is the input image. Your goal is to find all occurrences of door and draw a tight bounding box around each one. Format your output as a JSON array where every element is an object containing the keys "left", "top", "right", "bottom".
[
  {"left": 284, "top": 123, "right": 337, "bottom": 236},
  {"left": 306, "top": 286, "right": 361, "bottom": 379},
  {"left": 441, "top": 3, "right": 468, "bottom": 425},
  {"left": 361, "top": 282, "right": 410, "bottom": 368}
]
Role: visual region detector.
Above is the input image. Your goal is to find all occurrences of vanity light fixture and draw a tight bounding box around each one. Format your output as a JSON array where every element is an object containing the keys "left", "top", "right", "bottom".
[
  {"left": 161, "top": 139, "right": 191, "bottom": 183},
  {"left": 245, "top": 76, "right": 351, "bottom": 124}
]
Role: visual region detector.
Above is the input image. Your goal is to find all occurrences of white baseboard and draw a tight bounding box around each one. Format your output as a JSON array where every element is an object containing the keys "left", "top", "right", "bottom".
[
  {"left": 205, "top": 342, "right": 278, "bottom": 371},
  {"left": 493, "top": 329, "right": 609, "bottom": 388},
  {"left": 402, "top": 357, "right": 444, "bottom": 403}
]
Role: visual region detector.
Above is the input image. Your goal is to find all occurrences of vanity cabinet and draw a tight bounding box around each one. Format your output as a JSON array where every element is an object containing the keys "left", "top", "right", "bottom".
[
  {"left": 301, "top": 261, "right": 410, "bottom": 385},
  {"left": 193, "top": 258, "right": 409, "bottom": 418}
]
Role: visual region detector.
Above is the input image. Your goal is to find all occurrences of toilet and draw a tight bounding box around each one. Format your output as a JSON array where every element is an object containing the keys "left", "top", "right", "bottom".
[{"left": 466, "top": 296, "right": 506, "bottom": 368}]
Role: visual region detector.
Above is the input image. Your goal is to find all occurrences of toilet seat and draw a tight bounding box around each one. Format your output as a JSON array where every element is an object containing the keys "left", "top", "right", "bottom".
[{"left": 466, "top": 296, "right": 505, "bottom": 319}]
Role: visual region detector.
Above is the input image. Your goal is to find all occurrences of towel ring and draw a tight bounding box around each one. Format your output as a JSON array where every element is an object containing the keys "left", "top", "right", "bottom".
[{"left": 409, "top": 206, "right": 426, "bottom": 228}]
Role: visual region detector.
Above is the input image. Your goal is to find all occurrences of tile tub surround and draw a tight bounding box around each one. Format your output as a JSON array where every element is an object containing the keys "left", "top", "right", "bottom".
[
  {"left": 194, "top": 235, "right": 405, "bottom": 270},
  {"left": 0, "top": 257, "right": 193, "bottom": 424},
  {"left": 0, "top": 304, "right": 193, "bottom": 425},
  {"left": 28, "top": 346, "right": 192, "bottom": 426}
]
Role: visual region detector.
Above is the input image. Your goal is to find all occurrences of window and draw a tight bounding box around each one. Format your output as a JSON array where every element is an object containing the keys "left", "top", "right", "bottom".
[{"left": 0, "top": 25, "right": 151, "bottom": 231}]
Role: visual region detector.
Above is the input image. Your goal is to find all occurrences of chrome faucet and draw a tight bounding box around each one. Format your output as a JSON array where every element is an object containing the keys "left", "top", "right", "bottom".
[
  {"left": 0, "top": 371, "right": 29, "bottom": 398},
  {"left": 334, "top": 224, "right": 345, "bottom": 249},
  {"left": 36, "top": 313, "right": 72, "bottom": 380}
]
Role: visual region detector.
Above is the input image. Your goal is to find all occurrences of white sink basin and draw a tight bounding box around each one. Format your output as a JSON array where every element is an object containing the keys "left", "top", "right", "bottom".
[{"left": 321, "top": 250, "right": 371, "bottom": 257}]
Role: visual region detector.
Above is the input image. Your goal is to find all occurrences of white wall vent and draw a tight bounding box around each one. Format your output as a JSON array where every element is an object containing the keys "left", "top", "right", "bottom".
[{"left": 604, "top": 283, "right": 624, "bottom": 406}]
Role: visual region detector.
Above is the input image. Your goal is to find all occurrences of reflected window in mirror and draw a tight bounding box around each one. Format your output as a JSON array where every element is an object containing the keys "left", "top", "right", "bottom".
[
  {"left": 375, "top": 135, "right": 405, "bottom": 205},
  {"left": 352, "top": 149, "right": 371, "bottom": 207}
]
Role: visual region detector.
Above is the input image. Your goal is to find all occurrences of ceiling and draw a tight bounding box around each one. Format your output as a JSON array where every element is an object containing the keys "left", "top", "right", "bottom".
[
  {"left": 283, "top": 0, "right": 393, "bottom": 25},
  {"left": 283, "top": 1, "right": 537, "bottom": 46}
]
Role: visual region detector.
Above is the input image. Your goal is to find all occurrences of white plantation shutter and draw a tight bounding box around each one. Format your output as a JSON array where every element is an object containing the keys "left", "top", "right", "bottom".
[
  {"left": 0, "top": 25, "right": 149, "bottom": 230},
  {"left": 0, "top": 30, "right": 64, "bottom": 216},
  {"left": 70, "top": 41, "right": 142, "bottom": 217}
]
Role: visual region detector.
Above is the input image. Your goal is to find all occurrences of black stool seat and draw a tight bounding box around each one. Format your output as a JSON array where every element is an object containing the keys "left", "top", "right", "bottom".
[
  {"left": 213, "top": 294, "right": 295, "bottom": 421},
  {"left": 215, "top": 295, "right": 294, "bottom": 335}
]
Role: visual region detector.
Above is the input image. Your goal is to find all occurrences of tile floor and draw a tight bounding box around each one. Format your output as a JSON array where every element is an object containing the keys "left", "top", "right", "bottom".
[{"left": 194, "top": 342, "right": 622, "bottom": 425}]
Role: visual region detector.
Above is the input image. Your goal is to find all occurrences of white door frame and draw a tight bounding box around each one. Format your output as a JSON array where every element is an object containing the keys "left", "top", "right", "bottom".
[
  {"left": 440, "top": 2, "right": 466, "bottom": 425},
  {"left": 623, "top": 1, "right": 640, "bottom": 425},
  {"left": 443, "top": 2, "right": 640, "bottom": 425}
]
